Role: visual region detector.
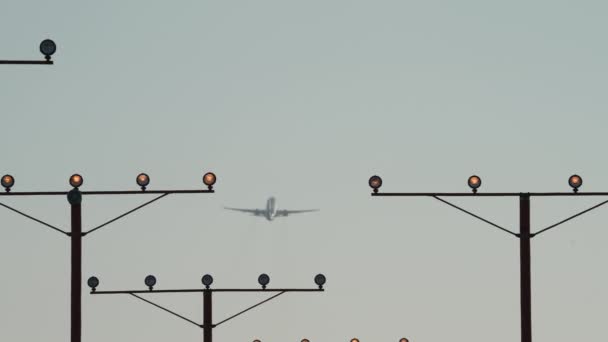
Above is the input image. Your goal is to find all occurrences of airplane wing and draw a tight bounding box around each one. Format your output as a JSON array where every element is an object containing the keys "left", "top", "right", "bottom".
[
  {"left": 224, "top": 207, "right": 265, "bottom": 216},
  {"left": 275, "top": 209, "right": 319, "bottom": 217}
]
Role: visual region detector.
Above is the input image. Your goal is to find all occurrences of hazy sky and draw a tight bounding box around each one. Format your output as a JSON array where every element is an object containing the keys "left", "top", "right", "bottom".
[{"left": 2, "top": 1, "right": 608, "bottom": 341}]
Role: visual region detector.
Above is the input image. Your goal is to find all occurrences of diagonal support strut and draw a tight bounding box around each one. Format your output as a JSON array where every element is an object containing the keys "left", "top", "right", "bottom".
[
  {"left": 214, "top": 291, "right": 286, "bottom": 328},
  {"left": 85, "top": 193, "right": 170, "bottom": 235},
  {"left": 0, "top": 201, "right": 68, "bottom": 236},
  {"left": 533, "top": 198, "right": 608, "bottom": 236},
  {"left": 432, "top": 196, "right": 518, "bottom": 237},
  {"left": 129, "top": 293, "right": 202, "bottom": 329}
]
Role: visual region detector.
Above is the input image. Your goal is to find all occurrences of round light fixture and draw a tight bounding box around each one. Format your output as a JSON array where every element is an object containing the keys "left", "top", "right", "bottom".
[
  {"left": 136, "top": 173, "right": 150, "bottom": 190},
  {"left": 39, "top": 39, "right": 56, "bottom": 60},
  {"left": 202, "top": 274, "right": 214, "bottom": 288},
  {"left": 144, "top": 275, "right": 157, "bottom": 290},
  {"left": 69, "top": 174, "right": 83, "bottom": 188},
  {"left": 468, "top": 175, "right": 481, "bottom": 193},
  {"left": 258, "top": 273, "right": 270, "bottom": 289},
  {"left": 368, "top": 175, "right": 382, "bottom": 193},
  {"left": 203, "top": 172, "right": 216, "bottom": 189},
  {"left": 314, "top": 274, "right": 326, "bottom": 289},
  {"left": 568, "top": 174, "right": 582, "bottom": 192},
  {"left": 87, "top": 276, "right": 99, "bottom": 291},
  {"left": 1, "top": 174, "right": 14, "bottom": 192}
]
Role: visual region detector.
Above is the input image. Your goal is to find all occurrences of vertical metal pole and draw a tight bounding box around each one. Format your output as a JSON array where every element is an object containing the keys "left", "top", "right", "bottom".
[
  {"left": 203, "top": 290, "right": 212, "bottom": 342},
  {"left": 68, "top": 189, "right": 82, "bottom": 342},
  {"left": 519, "top": 194, "right": 532, "bottom": 342}
]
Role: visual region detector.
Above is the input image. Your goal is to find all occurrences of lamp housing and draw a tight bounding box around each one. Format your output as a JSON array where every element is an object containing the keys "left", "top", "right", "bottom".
[
  {"left": 203, "top": 172, "right": 216, "bottom": 189},
  {"left": 258, "top": 273, "right": 270, "bottom": 289},
  {"left": 368, "top": 175, "right": 382, "bottom": 193},
  {"left": 144, "top": 275, "right": 157, "bottom": 290},
  {"left": 202, "top": 274, "right": 214, "bottom": 288},
  {"left": 467, "top": 175, "right": 481, "bottom": 193},
  {"left": 314, "top": 274, "right": 326, "bottom": 289},
  {"left": 69, "top": 174, "right": 83, "bottom": 188},
  {"left": 568, "top": 174, "right": 582, "bottom": 192},
  {"left": 87, "top": 276, "right": 99, "bottom": 291},
  {"left": 39, "top": 39, "right": 56, "bottom": 60},
  {"left": 136, "top": 173, "right": 150, "bottom": 190},
  {"left": 1, "top": 174, "right": 14, "bottom": 192}
]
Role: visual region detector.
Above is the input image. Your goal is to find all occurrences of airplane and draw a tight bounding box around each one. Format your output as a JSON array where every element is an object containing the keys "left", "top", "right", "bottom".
[{"left": 224, "top": 197, "right": 319, "bottom": 221}]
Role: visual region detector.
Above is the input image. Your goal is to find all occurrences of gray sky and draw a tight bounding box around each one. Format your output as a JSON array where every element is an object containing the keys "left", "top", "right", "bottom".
[{"left": 1, "top": 0, "right": 608, "bottom": 341}]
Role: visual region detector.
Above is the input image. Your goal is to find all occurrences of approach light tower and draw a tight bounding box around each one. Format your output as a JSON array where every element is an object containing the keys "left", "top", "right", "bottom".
[
  {"left": 369, "top": 173, "right": 606, "bottom": 342},
  {"left": 89, "top": 273, "right": 327, "bottom": 342},
  {"left": 0, "top": 171, "right": 217, "bottom": 342}
]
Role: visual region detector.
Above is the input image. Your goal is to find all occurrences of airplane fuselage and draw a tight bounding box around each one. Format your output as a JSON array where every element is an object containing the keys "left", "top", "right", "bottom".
[{"left": 266, "top": 197, "right": 277, "bottom": 221}]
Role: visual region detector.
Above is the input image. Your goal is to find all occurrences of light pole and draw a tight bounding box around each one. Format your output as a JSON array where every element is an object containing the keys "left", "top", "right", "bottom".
[
  {"left": 0, "top": 39, "right": 56, "bottom": 64},
  {"left": 0, "top": 172, "right": 217, "bottom": 342},
  {"left": 89, "top": 273, "right": 327, "bottom": 342},
  {"left": 368, "top": 174, "right": 605, "bottom": 342}
]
